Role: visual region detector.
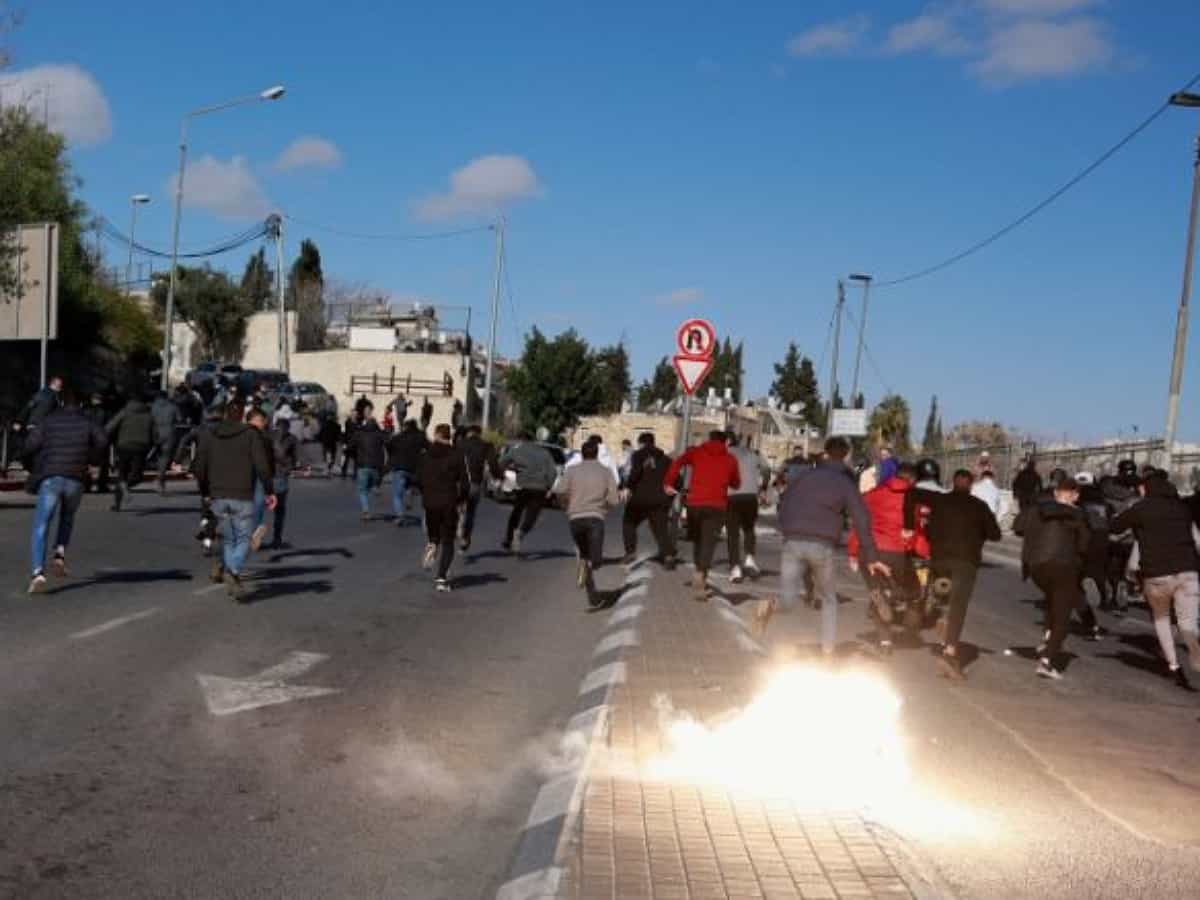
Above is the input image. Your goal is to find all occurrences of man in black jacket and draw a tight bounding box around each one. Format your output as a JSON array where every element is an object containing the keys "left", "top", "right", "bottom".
[
  {"left": 194, "top": 401, "right": 275, "bottom": 601},
  {"left": 1014, "top": 477, "right": 1092, "bottom": 680},
  {"left": 352, "top": 405, "right": 387, "bottom": 520},
  {"left": 417, "top": 424, "right": 470, "bottom": 592},
  {"left": 1012, "top": 458, "right": 1042, "bottom": 513},
  {"left": 82, "top": 392, "right": 112, "bottom": 493},
  {"left": 387, "top": 419, "right": 429, "bottom": 526},
  {"left": 622, "top": 433, "right": 676, "bottom": 568},
  {"left": 458, "top": 424, "right": 500, "bottom": 550},
  {"left": 906, "top": 469, "right": 1002, "bottom": 680},
  {"left": 106, "top": 394, "right": 155, "bottom": 512},
  {"left": 1112, "top": 472, "right": 1200, "bottom": 687},
  {"left": 24, "top": 391, "right": 108, "bottom": 593}
]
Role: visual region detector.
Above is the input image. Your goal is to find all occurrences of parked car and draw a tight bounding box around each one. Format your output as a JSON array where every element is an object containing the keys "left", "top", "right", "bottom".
[
  {"left": 274, "top": 381, "right": 337, "bottom": 418},
  {"left": 217, "top": 363, "right": 243, "bottom": 387},
  {"left": 235, "top": 369, "right": 289, "bottom": 397},
  {"left": 186, "top": 361, "right": 219, "bottom": 390},
  {"left": 492, "top": 442, "right": 568, "bottom": 504}
]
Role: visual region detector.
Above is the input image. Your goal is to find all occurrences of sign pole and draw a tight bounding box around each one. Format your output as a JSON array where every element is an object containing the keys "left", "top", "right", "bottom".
[
  {"left": 679, "top": 393, "right": 692, "bottom": 454},
  {"left": 40, "top": 223, "right": 50, "bottom": 388}
]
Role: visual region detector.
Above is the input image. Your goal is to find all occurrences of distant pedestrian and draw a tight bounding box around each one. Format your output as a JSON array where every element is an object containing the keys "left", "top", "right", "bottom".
[
  {"left": 499, "top": 433, "right": 558, "bottom": 555},
  {"left": 82, "top": 392, "right": 111, "bottom": 493},
  {"left": 725, "top": 432, "right": 769, "bottom": 583},
  {"left": 622, "top": 433, "right": 676, "bottom": 568},
  {"left": 970, "top": 469, "right": 1010, "bottom": 524},
  {"left": 16, "top": 375, "right": 64, "bottom": 433},
  {"left": 150, "top": 390, "right": 181, "bottom": 495},
  {"left": 194, "top": 400, "right": 275, "bottom": 601},
  {"left": 1012, "top": 458, "right": 1042, "bottom": 513},
  {"left": 106, "top": 393, "right": 154, "bottom": 512},
  {"left": 617, "top": 439, "right": 633, "bottom": 484},
  {"left": 246, "top": 408, "right": 276, "bottom": 552},
  {"left": 387, "top": 419, "right": 428, "bottom": 525},
  {"left": 664, "top": 430, "right": 741, "bottom": 601},
  {"left": 451, "top": 400, "right": 464, "bottom": 432},
  {"left": 420, "top": 397, "right": 434, "bottom": 432},
  {"left": 351, "top": 405, "right": 387, "bottom": 520},
  {"left": 1075, "top": 472, "right": 1113, "bottom": 611},
  {"left": 754, "top": 437, "right": 890, "bottom": 653},
  {"left": 556, "top": 439, "right": 620, "bottom": 605},
  {"left": 459, "top": 424, "right": 501, "bottom": 551},
  {"left": 266, "top": 418, "right": 298, "bottom": 549},
  {"left": 393, "top": 393, "right": 409, "bottom": 428},
  {"left": 318, "top": 415, "right": 341, "bottom": 473},
  {"left": 341, "top": 410, "right": 363, "bottom": 477},
  {"left": 567, "top": 434, "right": 621, "bottom": 485},
  {"left": 416, "top": 423, "right": 469, "bottom": 592},
  {"left": 24, "top": 390, "right": 107, "bottom": 594},
  {"left": 1014, "top": 477, "right": 1092, "bottom": 680}
]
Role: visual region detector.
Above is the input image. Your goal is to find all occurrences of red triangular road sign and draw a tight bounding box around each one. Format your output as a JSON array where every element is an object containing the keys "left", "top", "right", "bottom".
[{"left": 673, "top": 355, "right": 714, "bottom": 396}]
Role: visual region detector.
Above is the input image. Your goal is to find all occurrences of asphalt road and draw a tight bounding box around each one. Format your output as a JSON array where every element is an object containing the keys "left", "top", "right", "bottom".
[
  {"left": 0, "top": 477, "right": 612, "bottom": 899},
  {"left": 715, "top": 522, "right": 1200, "bottom": 900}
]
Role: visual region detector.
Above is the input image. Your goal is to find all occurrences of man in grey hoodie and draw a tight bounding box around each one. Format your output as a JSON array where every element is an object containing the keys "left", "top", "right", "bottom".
[
  {"left": 726, "top": 432, "right": 769, "bottom": 583},
  {"left": 556, "top": 440, "right": 620, "bottom": 604},
  {"left": 499, "top": 433, "right": 559, "bottom": 555}
]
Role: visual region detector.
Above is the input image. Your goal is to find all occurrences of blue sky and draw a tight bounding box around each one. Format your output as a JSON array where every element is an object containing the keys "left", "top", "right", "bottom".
[{"left": 5, "top": 0, "right": 1200, "bottom": 443}]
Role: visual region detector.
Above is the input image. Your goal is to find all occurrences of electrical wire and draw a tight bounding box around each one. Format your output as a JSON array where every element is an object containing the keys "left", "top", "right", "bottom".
[
  {"left": 501, "top": 239, "right": 523, "bottom": 349},
  {"left": 97, "top": 216, "right": 269, "bottom": 260},
  {"left": 280, "top": 212, "right": 493, "bottom": 243},
  {"left": 842, "top": 305, "right": 895, "bottom": 396},
  {"left": 814, "top": 302, "right": 837, "bottom": 382},
  {"left": 875, "top": 69, "right": 1200, "bottom": 289}
]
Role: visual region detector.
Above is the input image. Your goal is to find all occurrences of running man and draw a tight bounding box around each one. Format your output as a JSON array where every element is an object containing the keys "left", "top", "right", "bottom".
[
  {"left": 556, "top": 439, "right": 620, "bottom": 605},
  {"left": 459, "top": 424, "right": 500, "bottom": 551},
  {"left": 24, "top": 390, "right": 108, "bottom": 593},
  {"left": 386, "top": 419, "right": 428, "bottom": 525},
  {"left": 621, "top": 433, "right": 676, "bottom": 568},
  {"left": 664, "top": 430, "right": 741, "bottom": 601},
  {"left": 499, "top": 433, "right": 558, "bottom": 556},
  {"left": 351, "top": 404, "right": 387, "bottom": 520},
  {"left": 725, "top": 432, "right": 769, "bottom": 583},
  {"left": 416, "top": 424, "right": 470, "bottom": 592},
  {"left": 106, "top": 393, "right": 154, "bottom": 512},
  {"left": 266, "top": 417, "right": 298, "bottom": 549}
]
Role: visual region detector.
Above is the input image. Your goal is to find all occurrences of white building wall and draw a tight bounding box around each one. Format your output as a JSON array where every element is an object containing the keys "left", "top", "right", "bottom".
[{"left": 242, "top": 311, "right": 298, "bottom": 371}]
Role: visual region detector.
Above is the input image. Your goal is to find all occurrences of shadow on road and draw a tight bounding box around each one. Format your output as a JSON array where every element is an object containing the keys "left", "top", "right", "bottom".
[
  {"left": 244, "top": 580, "right": 334, "bottom": 604},
  {"left": 452, "top": 572, "right": 508, "bottom": 589},
  {"left": 266, "top": 547, "right": 356, "bottom": 563},
  {"left": 51, "top": 568, "right": 193, "bottom": 595},
  {"left": 249, "top": 565, "right": 334, "bottom": 581},
  {"left": 133, "top": 507, "right": 199, "bottom": 517}
]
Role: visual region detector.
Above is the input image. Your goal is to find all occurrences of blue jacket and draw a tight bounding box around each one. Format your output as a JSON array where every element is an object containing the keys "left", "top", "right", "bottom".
[{"left": 777, "top": 461, "right": 878, "bottom": 561}]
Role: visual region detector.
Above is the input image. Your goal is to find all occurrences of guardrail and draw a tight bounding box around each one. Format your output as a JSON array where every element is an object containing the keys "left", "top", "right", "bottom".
[{"left": 348, "top": 369, "right": 454, "bottom": 398}]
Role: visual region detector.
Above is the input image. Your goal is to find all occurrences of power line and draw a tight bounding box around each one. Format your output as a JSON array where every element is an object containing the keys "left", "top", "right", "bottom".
[
  {"left": 842, "top": 305, "right": 894, "bottom": 396},
  {"left": 97, "top": 215, "right": 269, "bottom": 260},
  {"left": 501, "top": 239, "right": 523, "bottom": 350},
  {"left": 876, "top": 69, "right": 1200, "bottom": 289},
  {"left": 815, "top": 302, "right": 837, "bottom": 382},
  {"left": 281, "top": 212, "right": 492, "bottom": 243}
]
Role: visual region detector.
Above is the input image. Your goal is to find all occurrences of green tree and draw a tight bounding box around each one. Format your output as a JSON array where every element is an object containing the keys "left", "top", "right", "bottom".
[
  {"left": 594, "top": 342, "right": 632, "bottom": 413},
  {"left": 151, "top": 265, "right": 252, "bottom": 363},
  {"left": 945, "top": 420, "right": 1017, "bottom": 449},
  {"left": 922, "top": 395, "right": 942, "bottom": 453},
  {"left": 636, "top": 356, "right": 677, "bottom": 409},
  {"left": 771, "top": 342, "right": 823, "bottom": 426},
  {"left": 240, "top": 247, "right": 274, "bottom": 312},
  {"left": 505, "top": 327, "right": 605, "bottom": 437},
  {"left": 287, "top": 238, "right": 325, "bottom": 352},
  {"left": 868, "top": 394, "right": 912, "bottom": 455},
  {"left": 707, "top": 337, "right": 744, "bottom": 402}
]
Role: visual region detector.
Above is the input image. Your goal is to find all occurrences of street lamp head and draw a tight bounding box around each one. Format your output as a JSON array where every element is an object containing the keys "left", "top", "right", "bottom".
[
  {"left": 260, "top": 85, "right": 286, "bottom": 101},
  {"left": 131, "top": 194, "right": 151, "bottom": 204},
  {"left": 848, "top": 273, "right": 872, "bottom": 283}
]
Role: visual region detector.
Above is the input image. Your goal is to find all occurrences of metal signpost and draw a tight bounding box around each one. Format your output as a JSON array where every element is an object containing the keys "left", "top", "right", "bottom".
[{"left": 0, "top": 223, "right": 60, "bottom": 387}]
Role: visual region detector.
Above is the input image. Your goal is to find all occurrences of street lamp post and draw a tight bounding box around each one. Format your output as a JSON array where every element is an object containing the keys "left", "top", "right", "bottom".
[
  {"left": 160, "top": 85, "right": 286, "bottom": 389},
  {"left": 126, "top": 194, "right": 150, "bottom": 286},
  {"left": 848, "top": 273, "right": 872, "bottom": 405}
]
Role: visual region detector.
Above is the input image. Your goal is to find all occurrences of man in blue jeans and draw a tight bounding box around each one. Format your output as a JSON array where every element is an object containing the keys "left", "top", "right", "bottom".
[
  {"left": 386, "top": 419, "right": 428, "bottom": 525},
  {"left": 24, "top": 390, "right": 108, "bottom": 594},
  {"left": 350, "top": 405, "right": 387, "bottom": 520},
  {"left": 754, "top": 437, "right": 890, "bottom": 655},
  {"left": 195, "top": 400, "right": 275, "bottom": 602}
]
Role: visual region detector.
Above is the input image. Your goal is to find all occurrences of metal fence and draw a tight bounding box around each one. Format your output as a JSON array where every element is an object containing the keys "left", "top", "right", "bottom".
[
  {"left": 932, "top": 439, "right": 1200, "bottom": 489},
  {"left": 348, "top": 370, "right": 454, "bottom": 398}
]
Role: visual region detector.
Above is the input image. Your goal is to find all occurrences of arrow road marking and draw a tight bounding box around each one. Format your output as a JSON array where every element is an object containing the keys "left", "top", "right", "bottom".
[{"left": 197, "top": 650, "right": 339, "bottom": 716}]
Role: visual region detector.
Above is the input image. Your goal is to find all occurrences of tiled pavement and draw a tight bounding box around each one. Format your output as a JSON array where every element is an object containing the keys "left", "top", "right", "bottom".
[{"left": 559, "top": 566, "right": 925, "bottom": 900}]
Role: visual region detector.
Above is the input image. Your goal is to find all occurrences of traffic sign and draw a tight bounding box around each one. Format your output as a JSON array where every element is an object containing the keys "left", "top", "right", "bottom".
[
  {"left": 675, "top": 318, "right": 716, "bottom": 359},
  {"left": 673, "top": 354, "right": 714, "bottom": 396},
  {"left": 830, "top": 408, "right": 868, "bottom": 437}
]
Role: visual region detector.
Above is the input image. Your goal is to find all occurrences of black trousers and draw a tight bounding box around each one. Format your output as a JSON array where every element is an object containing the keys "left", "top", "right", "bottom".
[
  {"left": 623, "top": 502, "right": 673, "bottom": 558},
  {"left": 272, "top": 489, "right": 289, "bottom": 543},
  {"left": 425, "top": 504, "right": 459, "bottom": 578},
  {"left": 570, "top": 516, "right": 605, "bottom": 570},
  {"left": 725, "top": 494, "right": 759, "bottom": 567},
  {"left": 115, "top": 447, "right": 147, "bottom": 487},
  {"left": 1031, "top": 562, "right": 1088, "bottom": 664},
  {"left": 932, "top": 558, "right": 979, "bottom": 650},
  {"left": 506, "top": 488, "right": 547, "bottom": 543},
  {"left": 461, "top": 484, "right": 483, "bottom": 541},
  {"left": 689, "top": 506, "right": 724, "bottom": 574}
]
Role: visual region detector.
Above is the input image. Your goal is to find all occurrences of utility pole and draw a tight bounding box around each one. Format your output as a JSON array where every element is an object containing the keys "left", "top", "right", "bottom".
[
  {"left": 824, "top": 280, "right": 845, "bottom": 435},
  {"left": 481, "top": 217, "right": 505, "bottom": 432},
  {"left": 267, "top": 214, "right": 287, "bottom": 374},
  {"left": 848, "top": 273, "right": 872, "bottom": 403},
  {"left": 1163, "top": 92, "right": 1200, "bottom": 475}
]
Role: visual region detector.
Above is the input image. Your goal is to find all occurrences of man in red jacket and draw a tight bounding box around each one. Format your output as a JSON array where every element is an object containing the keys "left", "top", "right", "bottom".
[
  {"left": 848, "top": 461, "right": 921, "bottom": 654},
  {"left": 665, "top": 430, "right": 740, "bottom": 601}
]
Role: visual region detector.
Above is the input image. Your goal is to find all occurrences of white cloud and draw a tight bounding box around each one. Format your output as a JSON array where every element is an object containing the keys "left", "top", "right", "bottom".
[
  {"left": 0, "top": 63, "right": 112, "bottom": 146},
  {"left": 416, "top": 154, "right": 541, "bottom": 221},
  {"left": 786, "top": 15, "right": 871, "bottom": 58},
  {"left": 168, "top": 155, "right": 272, "bottom": 220},
  {"left": 272, "top": 136, "right": 343, "bottom": 172},
  {"left": 885, "top": 12, "right": 972, "bottom": 56},
  {"left": 972, "top": 17, "right": 1114, "bottom": 84},
  {"left": 980, "top": 0, "right": 1098, "bottom": 16},
  {"left": 653, "top": 287, "right": 704, "bottom": 307}
]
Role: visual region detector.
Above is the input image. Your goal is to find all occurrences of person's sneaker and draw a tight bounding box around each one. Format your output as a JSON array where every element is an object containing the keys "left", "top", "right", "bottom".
[
  {"left": 1035, "top": 658, "right": 1062, "bottom": 680},
  {"left": 250, "top": 524, "right": 268, "bottom": 552},
  {"left": 434, "top": 577, "right": 451, "bottom": 593},
  {"left": 938, "top": 653, "right": 965, "bottom": 681},
  {"left": 1086, "top": 625, "right": 1106, "bottom": 642},
  {"left": 730, "top": 565, "right": 744, "bottom": 584},
  {"left": 1035, "top": 630, "right": 1051, "bottom": 657},
  {"left": 422, "top": 543, "right": 437, "bottom": 569},
  {"left": 50, "top": 552, "right": 67, "bottom": 578},
  {"left": 28, "top": 572, "right": 47, "bottom": 594},
  {"left": 744, "top": 555, "right": 760, "bottom": 578},
  {"left": 878, "top": 639, "right": 893, "bottom": 657},
  {"left": 210, "top": 560, "right": 225, "bottom": 584},
  {"left": 752, "top": 596, "right": 777, "bottom": 636},
  {"left": 873, "top": 591, "right": 895, "bottom": 625},
  {"left": 223, "top": 571, "right": 245, "bottom": 603}
]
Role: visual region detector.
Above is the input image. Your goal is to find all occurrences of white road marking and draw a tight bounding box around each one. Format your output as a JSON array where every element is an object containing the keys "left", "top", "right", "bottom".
[
  {"left": 578, "top": 661, "right": 626, "bottom": 696},
  {"left": 192, "top": 583, "right": 224, "bottom": 596},
  {"left": 196, "top": 650, "right": 338, "bottom": 717},
  {"left": 70, "top": 607, "right": 161, "bottom": 640},
  {"left": 593, "top": 629, "right": 639, "bottom": 657}
]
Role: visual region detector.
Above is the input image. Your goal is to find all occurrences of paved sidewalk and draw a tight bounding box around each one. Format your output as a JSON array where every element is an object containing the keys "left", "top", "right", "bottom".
[{"left": 559, "top": 567, "right": 926, "bottom": 900}]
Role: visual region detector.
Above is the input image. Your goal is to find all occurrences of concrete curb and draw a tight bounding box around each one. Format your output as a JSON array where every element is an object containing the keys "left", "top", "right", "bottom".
[{"left": 494, "top": 557, "right": 654, "bottom": 900}]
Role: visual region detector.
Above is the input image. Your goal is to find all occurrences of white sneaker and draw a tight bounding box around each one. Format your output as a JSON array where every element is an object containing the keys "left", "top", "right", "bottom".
[
  {"left": 28, "top": 572, "right": 47, "bottom": 594},
  {"left": 730, "top": 565, "right": 744, "bottom": 584},
  {"left": 744, "top": 555, "right": 760, "bottom": 578},
  {"left": 250, "top": 524, "right": 268, "bottom": 552},
  {"left": 434, "top": 578, "right": 451, "bottom": 593},
  {"left": 422, "top": 543, "right": 437, "bottom": 569},
  {"left": 1036, "top": 659, "right": 1062, "bottom": 680}
]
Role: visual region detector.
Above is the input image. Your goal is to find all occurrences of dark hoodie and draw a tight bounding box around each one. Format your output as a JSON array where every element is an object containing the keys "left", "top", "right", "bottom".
[
  {"left": 626, "top": 444, "right": 673, "bottom": 508},
  {"left": 1111, "top": 478, "right": 1198, "bottom": 578},
  {"left": 194, "top": 420, "right": 273, "bottom": 501},
  {"left": 663, "top": 439, "right": 740, "bottom": 510},
  {"left": 106, "top": 399, "right": 154, "bottom": 451},
  {"left": 1014, "top": 499, "right": 1090, "bottom": 572},
  {"left": 417, "top": 441, "right": 469, "bottom": 509},
  {"left": 352, "top": 420, "right": 387, "bottom": 471}
]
